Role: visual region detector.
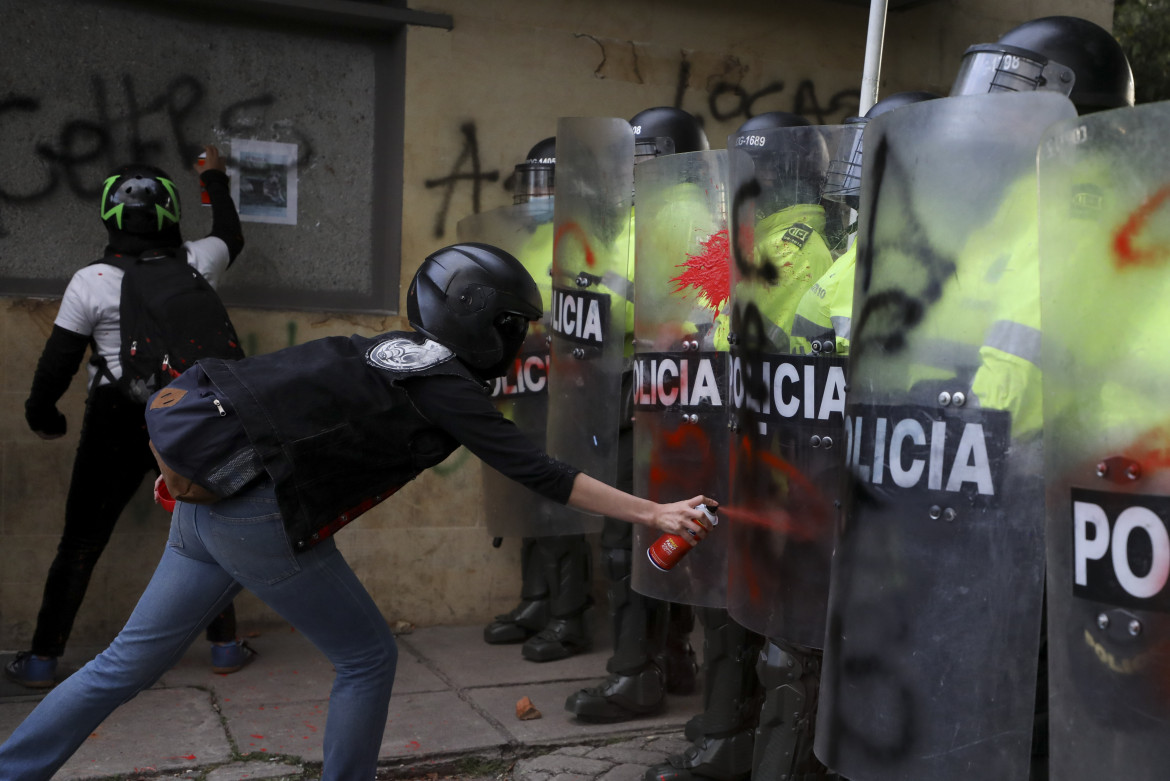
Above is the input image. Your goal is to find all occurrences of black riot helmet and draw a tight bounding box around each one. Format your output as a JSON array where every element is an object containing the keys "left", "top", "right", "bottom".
[
  {"left": 950, "top": 16, "right": 1134, "bottom": 114},
  {"left": 513, "top": 137, "right": 555, "bottom": 204},
  {"left": 731, "top": 111, "right": 828, "bottom": 210},
  {"left": 406, "top": 242, "right": 544, "bottom": 378},
  {"left": 629, "top": 106, "right": 709, "bottom": 161},
  {"left": 823, "top": 91, "right": 941, "bottom": 207},
  {"left": 100, "top": 165, "right": 181, "bottom": 236}
]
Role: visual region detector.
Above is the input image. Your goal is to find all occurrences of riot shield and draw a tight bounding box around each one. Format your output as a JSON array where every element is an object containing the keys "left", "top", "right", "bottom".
[
  {"left": 1039, "top": 101, "right": 1170, "bottom": 781},
  {"left": 544, "top": 117, "right": 635, "bottom": 506},
  {"left": 814, "top": 91, "right": 1077, "bottom": 781},
  {"left": 457, "top": 200, "right": 599, "bottom": 536},
  {"left": 628, "top": 148, "right": 731, "bottom": 607},
  {"left": 723, "top": 124, "right": 854, "bottom": 647}
]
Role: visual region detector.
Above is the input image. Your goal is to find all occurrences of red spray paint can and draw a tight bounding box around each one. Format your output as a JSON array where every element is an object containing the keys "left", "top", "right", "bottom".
[
  {"left": 196, "top": 152, "right": 211, "bottom": 205},
  {"left": 647, "top": 504, "right": 717, "bottom": 572}
]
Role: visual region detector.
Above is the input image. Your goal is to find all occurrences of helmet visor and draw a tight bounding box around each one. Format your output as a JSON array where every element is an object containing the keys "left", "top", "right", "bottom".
[
  {"left": 822, "top": 121, "right": 867, "bottom": 203},
  {"left": 950, "top": 44, "right": 1075, "bottom": 99}
]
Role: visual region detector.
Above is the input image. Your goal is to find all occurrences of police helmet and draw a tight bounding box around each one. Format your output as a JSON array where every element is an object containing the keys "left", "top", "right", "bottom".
[
  {"left": 823, "top": 91, "right": 941, "bottom": 205},
  {"left": 100, "top": 165, "right": 181, "bottom": 235},
  {"left": 513, "top": 137, "right": 555, "bottom": 204},
  {"left": 407, "top": 243, "right": 544, "bottom": 376},
  {"left": 731, "top": 111, "right": 829, "bottom": 209},
  {"left": 629, "top": 106, "right": 709, "bottom": 160},
  {"left": 950, "top": 16, "right": 1134, "bottom": 113}
]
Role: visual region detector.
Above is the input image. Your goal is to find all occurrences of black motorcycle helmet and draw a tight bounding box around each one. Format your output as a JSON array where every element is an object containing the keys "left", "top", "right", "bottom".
[
  {"left": 406, "top": 243, "right": 544, "bottom": 378},
  {"left": 513, "top": 137, "right": 555, "bottom": 204},
  {"left": 950, "top": 16, "right": 1134, "bottom": 114},
  {"left": 823, "top": 91, "right": 941, "bottom": 206},
  {"left": 100, "top": 164, "right": 181, "bottom": 235},
  {"left": 629, "top": 106, "right": 709, "bottom": 160}
]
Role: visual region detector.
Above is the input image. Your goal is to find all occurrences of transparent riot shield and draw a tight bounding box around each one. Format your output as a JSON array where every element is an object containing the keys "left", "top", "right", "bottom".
[
  {"left": 544, "top": 118, "right": 635, "bottom": 507},
  {"left": 814, "top": 92, "right": 1077, "bottom": 781},
  {"left": 628, "top": 148, "right": 731, "bottom": 607},
  {"left": 1039, "top": 101, "right": 1170, "bottom": 781},
  {"left": 723, "top": 124, "right": 854, "bottom": 647},
  {"left": 457, "top": 200, "right": 598, "bottom": 536}
]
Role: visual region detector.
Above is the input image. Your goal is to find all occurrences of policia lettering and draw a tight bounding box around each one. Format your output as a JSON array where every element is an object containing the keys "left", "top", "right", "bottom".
[
  {"left": 845, "top": 404, "right": 1010, "bottom": 499},
  {"left": 1072, "top": 489, "right": 1170, "bottom": 609},
  {"left": 551, "top": 286, "right": 610, "bottom": 346},
  {"left": 633, "top": 353, "right": 725, "bottom": 410}
]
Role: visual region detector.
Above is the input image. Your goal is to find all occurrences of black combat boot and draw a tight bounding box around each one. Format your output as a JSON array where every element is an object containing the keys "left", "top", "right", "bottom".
[
  {"left": 645, "top": 608, "right": 765, "bottom": 781},
  {"left": 751, "top": 639, "right": 837, "bottom": 780},
  {"left": 522, "top": 535, "right": 593, "bottom": 661},
  {"left": 484, "top": 537, "right": 549, "bottom": 644}
]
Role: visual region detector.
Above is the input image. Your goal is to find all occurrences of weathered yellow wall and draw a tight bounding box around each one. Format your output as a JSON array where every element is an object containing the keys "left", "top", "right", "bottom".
[{"left": 0, "top": 0, "right": 1116, "bottom": 650}]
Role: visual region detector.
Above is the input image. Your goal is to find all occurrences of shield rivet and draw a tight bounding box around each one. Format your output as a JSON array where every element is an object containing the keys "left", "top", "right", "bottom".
[
  {"left": 1097, "top": 613, "right": 1110, "bottom": 630},
  {"left": 929, "top": 505, "right": 942, "bottom": 520},
  {"left": 810, "top": 435, "right": 822, "bottom": 447},
  {"left": 1127, "top": 463, "right": 1142, "bottom": 481},
  {"left": 1129, "top": 619, "right": 1143, "bottom": 637},
  {"left": 821, "top": 436, "right": 833, "bottom": 449},
  {"left": 1096, "top": 462, "right": 1109, "bottom": 477},
  {"left": 942, "top": 507, "right": 957, "bottom": 522},
  {"left": 811, "top": 340, "right": 822, "bottom": 353},
  {"left": 688, "top": 414, "right": 699, "bottom": 424},
  {"left": 938, "top": 391, "right": 952, "bottom": 406},
  {"left": 952, "top": 391, "right": 966, "bottom": 407}
]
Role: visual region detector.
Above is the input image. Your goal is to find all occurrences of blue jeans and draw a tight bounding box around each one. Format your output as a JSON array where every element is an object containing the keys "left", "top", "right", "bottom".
[{"left": 0, "top": 479, "right": 397, "bottom": 781}]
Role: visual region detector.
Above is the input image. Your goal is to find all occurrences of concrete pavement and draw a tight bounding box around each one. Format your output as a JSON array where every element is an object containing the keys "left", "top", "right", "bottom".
[{"left": 0, "top": 618, "right": 702, "bottom": 780}]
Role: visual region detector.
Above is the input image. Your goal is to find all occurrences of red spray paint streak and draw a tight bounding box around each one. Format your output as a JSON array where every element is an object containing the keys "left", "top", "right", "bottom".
[
  {"left": 671, "top": 228, "right": 730, "bottom": 316},
  {"left": 1113, "top": 184, "right": 1170, "bottom": 269},
  {"left": 553, "top": 220, "right": 597, "bottom": 268},
  {"left": 647, "top": 423, "right": 718, "bottom": 491}
]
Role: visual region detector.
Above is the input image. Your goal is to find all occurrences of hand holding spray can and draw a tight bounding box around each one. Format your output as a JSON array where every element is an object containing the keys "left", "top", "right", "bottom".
[
  {"left": 647, "top": 504, "right": 718, "bottom": 572},
  {"left": 196, "top": 151, "right": 211, "bottom": 205}
]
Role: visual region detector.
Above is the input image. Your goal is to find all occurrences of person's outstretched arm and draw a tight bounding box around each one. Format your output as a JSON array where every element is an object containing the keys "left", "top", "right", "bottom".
[
  {"left": 197, "top": 145, "right": 245, "bottom": 263},
  {"left": 566, "top": 472, "right": 714, "bottom": 539}
]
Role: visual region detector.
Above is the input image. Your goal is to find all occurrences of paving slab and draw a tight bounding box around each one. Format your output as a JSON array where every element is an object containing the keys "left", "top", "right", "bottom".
[{"left": 0, "top": 686, "right": 232, "bottom": 780}]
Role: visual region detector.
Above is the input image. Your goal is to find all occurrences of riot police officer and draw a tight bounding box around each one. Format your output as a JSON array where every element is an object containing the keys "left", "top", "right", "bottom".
[
  {"left": 561, "top": 107, "right": 710, "bottom": 722},
  {"left": 458, "top": 139, "right": 599, "bottom": 663}
]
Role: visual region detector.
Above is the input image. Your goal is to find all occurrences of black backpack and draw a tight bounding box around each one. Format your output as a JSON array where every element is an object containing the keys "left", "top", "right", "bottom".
[{"left": 92, "top": 249, "right": 245, "bottom": 403}]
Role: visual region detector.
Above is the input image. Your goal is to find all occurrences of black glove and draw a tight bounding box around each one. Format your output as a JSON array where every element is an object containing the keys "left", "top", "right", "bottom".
[{"left": 26, "top": 402, "right": 67, "bottom": 438}]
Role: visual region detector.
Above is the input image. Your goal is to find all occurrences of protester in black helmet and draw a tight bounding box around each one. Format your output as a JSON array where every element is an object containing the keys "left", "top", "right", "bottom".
[
  {"left": 6, "top": 147, "right": 250, "bottom": 692},
  {"left": 0, "top": 242, "right": 716, "bottom": 781}
]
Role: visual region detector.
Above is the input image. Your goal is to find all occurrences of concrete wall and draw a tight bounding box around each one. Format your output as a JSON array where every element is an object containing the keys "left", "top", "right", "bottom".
[{"left": 0, "top": 0, "right": 1115, "bottom": 649}]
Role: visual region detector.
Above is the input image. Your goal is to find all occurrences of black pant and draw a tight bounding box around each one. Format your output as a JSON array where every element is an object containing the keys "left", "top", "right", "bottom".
[{"left": 30, "top": 383, "right": 236, "bottom": 658}]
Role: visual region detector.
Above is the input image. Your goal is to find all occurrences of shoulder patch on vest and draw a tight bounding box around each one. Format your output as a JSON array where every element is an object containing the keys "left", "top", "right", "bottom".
[
  {"left": 366, "top": 337, "right": 454, "bottom": 373},
  {"left": 781, "top": 222, "right": 814, "bottom": 249}
]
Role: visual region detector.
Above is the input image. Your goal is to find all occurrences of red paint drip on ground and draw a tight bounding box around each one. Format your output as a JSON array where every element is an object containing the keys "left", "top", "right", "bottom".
[
  {"left": 553, "top": 220, "right": 597, "bottom": 267},
  {"left": 671, "top": 229, "right": 730, "bottom": 316},
  {"left": 1113, "top": 184, "right": 1170, "bottom": 269}
]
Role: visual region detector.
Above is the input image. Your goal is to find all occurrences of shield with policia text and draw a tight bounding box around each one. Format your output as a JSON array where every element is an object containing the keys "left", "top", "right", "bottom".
[
  {"left": 456, "top": 199, "right": 599, "bottom": 536},
  {"left": 1038, "top": 100, "right": 1170, "bottom": 781},
  {"left": 629, "top": 147, "right": 732, "bottom": 607},
  {"left": 543, "top": 117, "right": 635, "bottom": 505},
  {"left": 813, "top": 91, "right": 1077, "bottom": 781},
  {"left": 723, "top": 123, "right": 854, "bottom": 648}
]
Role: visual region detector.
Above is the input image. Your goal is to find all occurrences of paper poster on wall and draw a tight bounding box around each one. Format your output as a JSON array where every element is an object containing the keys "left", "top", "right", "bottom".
[{"left": 230, "top": 139, "right": 298, "bottom": 225}]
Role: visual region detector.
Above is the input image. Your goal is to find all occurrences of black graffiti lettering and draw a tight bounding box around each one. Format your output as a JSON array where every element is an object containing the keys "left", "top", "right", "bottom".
[
  {"left": 791, "top": 80, "right": 860, "bottom": 125},
  {"left": 166, "top": 75, "right": 204, "bottom": 164},
  {"left": 0, "top": 96, "right": 55, "bottom": 204},
  {"left": 36, "top": 118, "right": 110, "bottom": 199},
  {"left": 1, "top": 74, "right": 316, "bottom": 225},
  {"left": 424, "top": 122, "right": 500, "bottom": 239},
  {"left": 673, "top": 56, "right": 691, "bottom": 109}
]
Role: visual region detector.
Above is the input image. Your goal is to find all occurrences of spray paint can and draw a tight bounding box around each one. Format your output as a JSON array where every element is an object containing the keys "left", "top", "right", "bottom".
[
  {"left": 647, "top": 504, "right": 717, "bottom": 572},
  {"left": 196, "top": 151, "right": 211, "bottom": 205}
]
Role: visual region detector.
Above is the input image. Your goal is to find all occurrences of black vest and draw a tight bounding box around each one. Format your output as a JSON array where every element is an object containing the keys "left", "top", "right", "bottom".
[{"left": 201, "top": 331, "right": 483, "bottom": 550}]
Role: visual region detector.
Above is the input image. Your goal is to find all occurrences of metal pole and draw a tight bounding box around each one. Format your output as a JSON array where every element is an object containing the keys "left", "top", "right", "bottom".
[{"left": 859, "top": 0, "right": 889, "bottom": 115}]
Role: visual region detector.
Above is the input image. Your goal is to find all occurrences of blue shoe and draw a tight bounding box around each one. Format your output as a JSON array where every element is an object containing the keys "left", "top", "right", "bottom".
[
  {"left": 4, "top": 652, "right": 58, "bottom": 689},
  {"left": 210, "top": 640, "right": 256, "bottom": 674}
]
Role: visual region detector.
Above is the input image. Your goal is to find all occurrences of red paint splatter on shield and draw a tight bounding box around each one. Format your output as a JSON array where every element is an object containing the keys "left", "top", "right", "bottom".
[
  {"left": 1114, "top": 184, "right": 1170, "bottom": 268},
  {"left": 553, "top": 221, "right": 597, "bottom": 268},
  {"left": 671, "top": 229, "right": 730, "bottom": 316}
]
